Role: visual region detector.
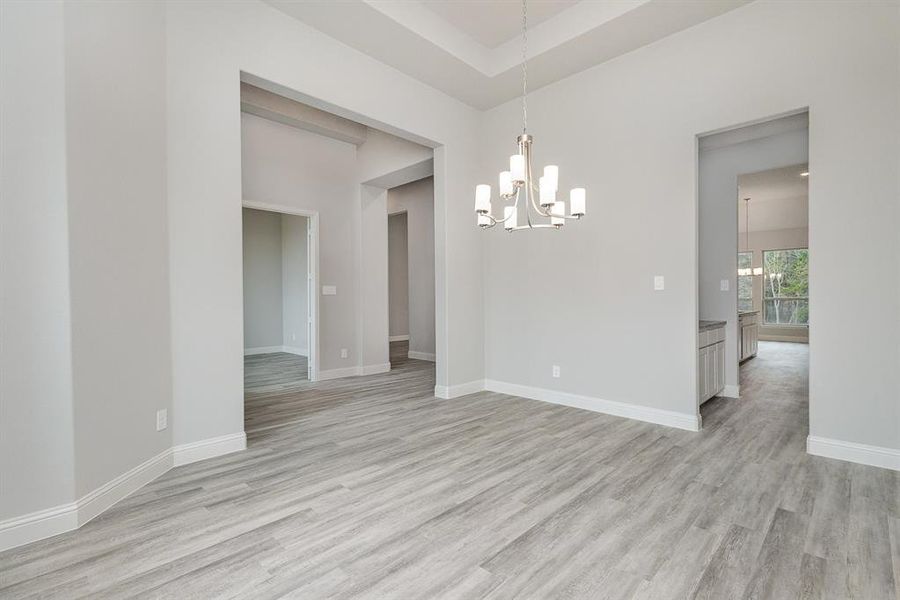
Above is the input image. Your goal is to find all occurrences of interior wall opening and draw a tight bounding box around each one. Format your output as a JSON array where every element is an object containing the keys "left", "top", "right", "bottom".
[{"left": 696, "top": 111, "right": 810, "bottom": 438}]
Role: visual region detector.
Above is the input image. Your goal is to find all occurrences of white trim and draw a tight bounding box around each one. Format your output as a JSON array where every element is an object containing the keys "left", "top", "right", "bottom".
[
  {"left": 408, "top": 351, "right": 436, "bottom": 362},
  {"left": 389, "top": 334, "right": 409, "bottom": 342},
  {"left": 77, "top": 448, "right": 173, "bottom": 525},
  {"left": 244, "top": 345, "right": 309, "bottom": 356},
  {"left": 244, "top": 345, "right": 283, "bottom": 356},
  {"left": 0, "top": 503, "right": 77, "bottom": 553},
  {"left": 484, "top": 380, "right": 701, "bottom": 432},
  {"left": 807, "top": 436, "right": 900, "bottom": 472},
  {"left": 434, "top": 380, "right": 484, "bottom": 399},
  {"left": 317, "top": 363, "right": 392, "bottom": 380},
  {"left": 360, "top": 362, "right": 391, "bottom": 376},
  {"left": 173, "top": 432, "right": 247, "bottom": 467},
  {"left": 0, "top": 447, "right": 175, "bottom": 552},
  {"left": 721, "top": 384, "right": 740, "bottom": 398},
  {"left": 281, "top": 345, "right": 308, "bottom": 356},
  {"left": 317, "top": 366, "right": 361, "bottom": 381}
]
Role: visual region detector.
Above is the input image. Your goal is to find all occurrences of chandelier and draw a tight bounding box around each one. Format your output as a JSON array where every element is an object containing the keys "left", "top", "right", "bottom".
[
  {"left": 473, "top": 0, "right": 586, "bottom": 231},
  {"left": 738, "top": 197, "right": 763, "bottom": 276}
]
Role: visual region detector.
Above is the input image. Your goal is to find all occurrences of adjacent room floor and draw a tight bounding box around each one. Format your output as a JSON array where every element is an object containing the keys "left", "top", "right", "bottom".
[
  {"left": 244, "top": 342, "right": 416, "bottom": 432},
  {"left": 2, "top": 342, "right": 896, "bottom": 599}
]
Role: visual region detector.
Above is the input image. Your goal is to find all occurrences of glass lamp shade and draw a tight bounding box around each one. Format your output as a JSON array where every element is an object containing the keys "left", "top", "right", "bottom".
[
  {"left": 539, "top": 179, "right": 556, "bottom": 207},
  {"left": 504, "top": 206, "right": 517, "bottom": 230},
  {"left": 570, "top": 188, "right": 585, "bottom": 216},
  {"left": 510, "top": 155, "right": 525, "bottom": 182},
  {"left": 475, "top": 184, "right": 491, "bottom": 213},
  {"left": 551, "top": 201, "right": 565, "bottom": 226},
  {"left": 499, "top": 171, "right": 514, "bottom": 196},
  {"left": 543, "top": 165, "right": 558, "bottom": 192}
]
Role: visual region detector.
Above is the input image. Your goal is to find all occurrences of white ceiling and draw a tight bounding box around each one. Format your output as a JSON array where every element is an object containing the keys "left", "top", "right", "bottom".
[
  {"left": 420, "top": 0, "right": 578, "bottom": 48},
  {"left": 265, "top": 0, "right": 752, "bottom": 109},
  {"left": 738, "top": 164, "right": 809, "bottom": 233}
]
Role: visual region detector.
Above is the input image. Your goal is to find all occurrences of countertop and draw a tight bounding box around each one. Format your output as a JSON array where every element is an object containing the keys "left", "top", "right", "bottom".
[{"left": 699, "top": 320, "right": 727, "bottom": 332}]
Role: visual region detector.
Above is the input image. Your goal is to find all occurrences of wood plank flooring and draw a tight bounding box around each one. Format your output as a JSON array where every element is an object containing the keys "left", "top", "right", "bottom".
[{"left": 1, "top": 341, "right": 897, "bottom": 599}]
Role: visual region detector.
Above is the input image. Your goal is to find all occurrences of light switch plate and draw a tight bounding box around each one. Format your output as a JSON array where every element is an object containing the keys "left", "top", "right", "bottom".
[
  {"left": 340, "top": 348, "right": 349, "bottom": 359},
  {"left": 654, "top": 275, "right": 665, "bottom": 291},
  {"left": 720, "top": 279, "right": 730, "bottom": 291},
  {"left": 322, "top": 285, "right": 337, "bottom": 296},
  {"left": 156, "top": 409, "right": 167, "bottom": 431}
]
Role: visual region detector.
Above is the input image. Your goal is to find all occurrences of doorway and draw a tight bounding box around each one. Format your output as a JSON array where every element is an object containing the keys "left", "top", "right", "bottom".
[
  {"left": 241, "top": 203, "right": 319, "bottom": 431},
  {"left": 696, "top": 111, "right": 810, "bottom": 437}
]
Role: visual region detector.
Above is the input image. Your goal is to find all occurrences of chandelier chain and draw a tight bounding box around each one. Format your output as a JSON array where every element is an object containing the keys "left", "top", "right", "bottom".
[{"left": 521, "top": 0, "right": 527, "bottom": 134}]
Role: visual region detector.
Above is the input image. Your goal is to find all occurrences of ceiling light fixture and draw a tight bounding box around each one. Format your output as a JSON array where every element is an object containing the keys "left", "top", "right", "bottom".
[
  {"left": 738, "top": 197, "right": 764, "bottom": 277},
  {"left": 474, "top": 0, "right": 585, "bottom": 232}
]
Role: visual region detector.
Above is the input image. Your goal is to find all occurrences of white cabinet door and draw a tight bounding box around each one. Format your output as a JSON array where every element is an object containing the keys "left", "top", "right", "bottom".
[
  {"left": 698, "top": 346, "right": 709, "bottom": 402},
  {"left": 715, "top": 341, "right": 726, "bottom": 394}
]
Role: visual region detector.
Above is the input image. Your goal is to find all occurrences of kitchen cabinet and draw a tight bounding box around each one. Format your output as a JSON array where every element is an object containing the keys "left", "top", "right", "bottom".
[
  {"left": 698, "top": 322, "right": 726, "bottom": 404},
  {"left": 739, "top": 311, "right": 759, "bottom": 361}
]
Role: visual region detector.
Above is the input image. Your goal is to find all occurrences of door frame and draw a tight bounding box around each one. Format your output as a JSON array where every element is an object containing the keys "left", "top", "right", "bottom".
[{"left": 242, "top": 200, "right": 321, "bottom": 382}]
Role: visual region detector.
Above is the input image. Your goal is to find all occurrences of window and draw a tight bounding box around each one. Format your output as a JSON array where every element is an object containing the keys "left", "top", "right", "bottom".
[
  {"left": 738, "top": 251, "right": 753, "bottom": 312},
  {"left": 763, "top": 248, "right": 808, "bottom": 325}
]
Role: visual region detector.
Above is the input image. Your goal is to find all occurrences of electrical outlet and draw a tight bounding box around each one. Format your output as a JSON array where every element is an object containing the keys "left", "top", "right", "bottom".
[
  {"left": 156, "top": 409, "right": 167, "bottom": 431},
  {"left": 552, "top": 365, "right": 561, "bottom": 378},
  {"left": 654, "top": 275, "right": 665, "bottom": 291},
  {"left": 720, "top": 279, "right": 730, "bottom": 291},
  {"left": 340, "top": 348, "right": 349, "bottom": 359}
]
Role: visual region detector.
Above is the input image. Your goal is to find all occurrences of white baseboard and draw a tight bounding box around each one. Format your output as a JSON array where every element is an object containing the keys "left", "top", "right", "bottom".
[
  {"left": 318, "top": 363, "right": 391, "bottom": 381},
  {"left": 244, "top": 345, "right": 307, "bottom": 356},
  {"left": 720, "top": 384, "right": 740, "bottom": 399},
  {"left": 0, "top": 447, "right": 174, "bottom": 553},
  {"left": 77, "top": 447, "right": 174, "bottom": 525},
  {"left": 484, "top": 379, "right": 701, "bottom": 432},
  {"left": 807, "top": 435, "right": 900, "bottom": 472},
  {"left": 0, "top": 432, "right": 247, "bottom": 552},
  {"left": 244, "top": 345, "right": 283, "bottom": 356},
  {"left": 317, "top": 366, "right": 360, "bottom": 381},
  {"left": 360, "top": 362, "right": 391, "bottom": 376},
  {"left": 173, "top": 432, "right": 247, "bottom": 467},
  {"left": 389, "top": 335, "right": 409, "bottom": 342},
  {"left": 434, "top": 380, "right": 485, "bottom": 399},
  {"left": 408, "top": 351, "right": 436, "bottom": 362},
  {"left": 281, "top": 346, "right": 308, "bottom": 356},
  {"left": 0, "top": 502, "right": 78, "bottom": 553}
]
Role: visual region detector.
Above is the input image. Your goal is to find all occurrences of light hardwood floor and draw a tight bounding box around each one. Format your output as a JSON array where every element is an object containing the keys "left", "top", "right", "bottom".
[{"left": 1, "top": 342, "right": 897, "bottom": 599}]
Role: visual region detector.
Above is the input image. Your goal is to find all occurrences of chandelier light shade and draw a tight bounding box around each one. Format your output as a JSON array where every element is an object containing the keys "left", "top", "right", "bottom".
[{"left": 474, "top": 0, "right": 586, "bottom": 232}]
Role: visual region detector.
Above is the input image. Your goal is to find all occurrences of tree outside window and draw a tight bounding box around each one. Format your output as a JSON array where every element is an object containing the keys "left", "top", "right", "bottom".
[
  {"left": 763, "top": 248, "right": 808, "bottom": 325},
  {"left": 738, "top": 251, "right": 753, "bottom": 312}
]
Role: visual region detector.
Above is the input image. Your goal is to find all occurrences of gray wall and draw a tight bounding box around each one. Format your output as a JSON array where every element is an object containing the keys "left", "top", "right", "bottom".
[
  {"left": 242, "top": 208, "right": 284, "bottom": 349},
  {"left": 387, "top": 177, "right": 436, "bottom": 358},
  {"left": 388, "top": 212, "right": 409, "bottom": 338},
  {"left": 66, "top": 0, "right": 173, "bottom": 499},
  {"left": 282, "top": 214, "right": 309, "bottom": 354},
  {"left": 482, "top": 1, "right": 899, "bottom": 450},
  {"left": 1, "top": 0, "right": 173, "bottom": 516},
  {"left": 699, "top": 123, "right": 809, "bottom": 391},
  {"left": 0, "top": 0, "right": 76, "bottom": 519}
]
